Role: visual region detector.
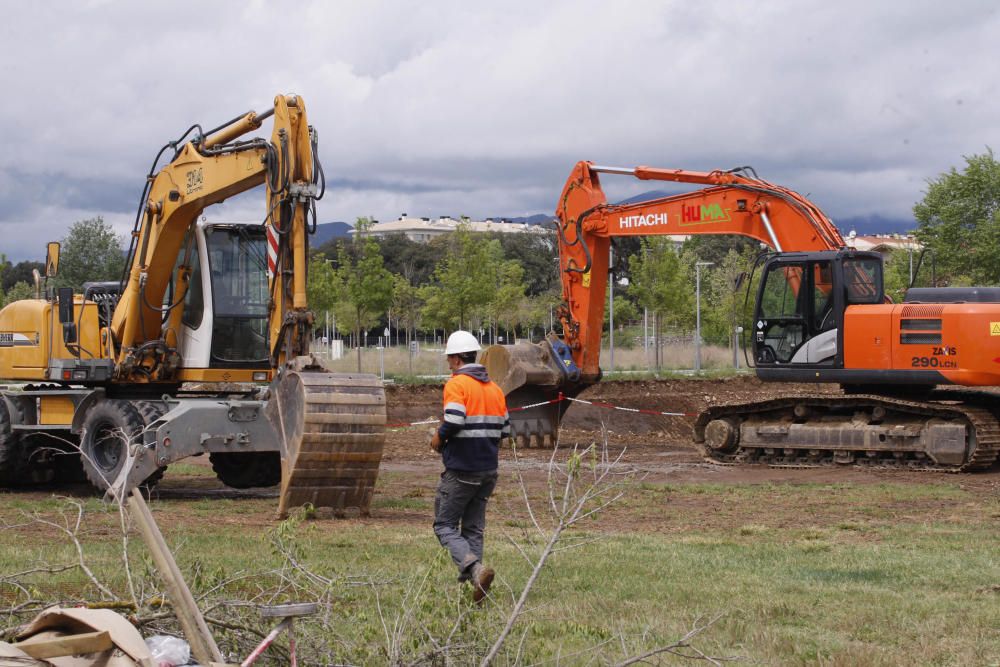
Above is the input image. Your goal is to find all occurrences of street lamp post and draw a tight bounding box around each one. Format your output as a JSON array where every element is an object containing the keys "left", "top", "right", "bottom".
[{"left": 695, "top": 261, "right": 714, "bottom": 372}]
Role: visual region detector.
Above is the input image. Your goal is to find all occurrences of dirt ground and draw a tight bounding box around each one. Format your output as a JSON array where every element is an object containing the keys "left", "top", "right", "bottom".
[
  {"left": 5, "top": 377, "right": 999, "bottom": 534},
  {"left": 122, "top": 376, "right": 997, "bottom": 534},
  {"left": 381, "top": 376, "right": 999, "bottom": 483}
]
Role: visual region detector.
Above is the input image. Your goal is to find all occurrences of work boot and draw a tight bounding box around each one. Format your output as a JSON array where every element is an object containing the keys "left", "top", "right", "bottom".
[{"left": 471, "top": 563, "right": 495, "bottom": 603}]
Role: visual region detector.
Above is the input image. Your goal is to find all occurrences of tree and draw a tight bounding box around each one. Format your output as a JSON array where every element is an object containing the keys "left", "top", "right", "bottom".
[
  {"left": 492, "top": 232, "right": 558, "bottom": 296},
  {"left": 0, "top": 256, "right": 35, "bottom": 306},
  {"left": 1, "top": 260, "right": 45, "bottom": 292},
  {"left": 55, "top": 217, "right": 126, "bottom": 290},
  {"left": 376, "top": 233, "right": 441, "bottom": 287},
  {"left": 882, "top": 249, "right": 917, "bottom": 302},
  {"left": 419, "top": 225, "right": 494, "bottom": 331},
  {"left": 700, "top": 248, "right": 757, "bottom": 359},
  {"left": 1, "top": 281, "right": 35, "bottom": 307},
  {"left": 483, "top": 249, "right": 527, "bottom": 342},
  {"left": 682, "top": 234, "right": 760, "bottom": 266},
  {"left": 391, "top": 274, "right": 423, "bottom": 347},
  {"left": 605, "top": 293, "right": 639, "bottom": 327},
  {"left": 330, "top": 219, "right": 394, "bottom": 371},
  {"left": 629, "top": 239, "right": 694, "bottom": 368},
  {"left": 306, "top": 255, "right": 339, "bottom": 333},
  {"left": 913, "top": 149, "right": 1000, "bottom": 286}
]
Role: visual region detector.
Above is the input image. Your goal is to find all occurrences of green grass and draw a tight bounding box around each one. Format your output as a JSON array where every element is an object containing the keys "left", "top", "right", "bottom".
[
  {"left": 0, "top": 481, "right": 997, "bottom": 665},
  {"left": 162, "top": 462, "right": 215, "bottom": 478}
]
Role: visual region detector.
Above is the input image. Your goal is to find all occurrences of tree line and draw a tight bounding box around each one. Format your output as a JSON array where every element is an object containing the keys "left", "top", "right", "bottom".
[
  {"left": 4, "top": 150, "right": 997, "bottom": 364},
  {"left": 309, "top": 217, "right": 765, "bottom": 365},
  {"left": 308, "top": 148, "right": 1000, "bottom": 364}
]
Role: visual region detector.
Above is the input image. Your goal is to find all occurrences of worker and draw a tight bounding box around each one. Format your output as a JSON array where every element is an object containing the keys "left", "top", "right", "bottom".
[{"left": 430, "top": 330, "right": 510, "bottom": 603}]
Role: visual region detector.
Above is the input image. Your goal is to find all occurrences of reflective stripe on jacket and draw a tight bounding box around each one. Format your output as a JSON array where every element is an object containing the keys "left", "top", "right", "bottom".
[{"left": 437, "top": 364, "right": 510, "bottom": 472}]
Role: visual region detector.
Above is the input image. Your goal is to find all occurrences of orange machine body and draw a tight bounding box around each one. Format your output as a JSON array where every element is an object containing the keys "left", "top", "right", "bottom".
[{"left": 842, "top": 303, "right": 1000, "bottom": 386}]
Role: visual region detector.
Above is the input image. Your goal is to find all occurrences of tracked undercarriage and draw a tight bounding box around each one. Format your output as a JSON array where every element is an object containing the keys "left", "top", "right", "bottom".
[{"left": 694, "top": 390, "right": 1000, "bottom": 471}]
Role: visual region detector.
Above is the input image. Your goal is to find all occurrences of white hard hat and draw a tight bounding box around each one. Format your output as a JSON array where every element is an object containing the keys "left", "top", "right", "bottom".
[{"left": 445, "top": 330, "right": 481, "bottom": 355}]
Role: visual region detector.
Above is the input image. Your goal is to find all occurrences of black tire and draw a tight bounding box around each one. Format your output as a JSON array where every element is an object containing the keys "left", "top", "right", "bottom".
[
  {"left": 135, "top": 400, "right": 168, "bottom": 425},
  {"left": 209, "top": 451, "right": 281, "bottom": 489},
  {"left": 80, "top": 400, "right": 165, "bottom": 492},
  {"left": 0, "top": 399, "right": 27, "bottom": 486}
]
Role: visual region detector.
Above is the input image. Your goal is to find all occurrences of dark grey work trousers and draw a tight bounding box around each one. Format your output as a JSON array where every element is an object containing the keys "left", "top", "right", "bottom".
[{"left": 433, "top": 468, "right": 499, "bottom": 576}]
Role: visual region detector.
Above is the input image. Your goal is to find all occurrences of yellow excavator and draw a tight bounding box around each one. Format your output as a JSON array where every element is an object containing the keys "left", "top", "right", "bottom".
[{"left": 0, "top": 95, "right": 385, "bottom": 517}]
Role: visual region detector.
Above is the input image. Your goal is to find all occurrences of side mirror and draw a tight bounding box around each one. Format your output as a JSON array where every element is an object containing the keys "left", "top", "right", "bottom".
[
  {"left": 45, "top": 242, "right": 60, "bottom": 278},
  {"left": 57, "top": 287, "right": 77, "bottom": 344}
]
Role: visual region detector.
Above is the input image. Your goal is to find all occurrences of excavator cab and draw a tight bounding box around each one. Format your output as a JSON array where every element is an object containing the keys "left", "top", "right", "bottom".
[
  {"left": 752, "top": 250, "right": 883, "bottom": 369},
  {"left": 175, "top": 222, "right": 271, "bottom": 373}
]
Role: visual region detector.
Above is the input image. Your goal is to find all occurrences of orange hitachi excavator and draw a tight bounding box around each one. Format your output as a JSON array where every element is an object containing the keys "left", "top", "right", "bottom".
[{"left": 482, "top": 161, "right": 1000, "bottom": 471}]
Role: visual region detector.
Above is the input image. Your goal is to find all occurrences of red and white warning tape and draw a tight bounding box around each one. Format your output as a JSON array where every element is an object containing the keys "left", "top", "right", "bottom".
[
  {"left": 509, "top": 397, "right": 564, "bottom": 412},
  {"left": 563, "top": 395, "right": 695, "bottom": 417},
  {"left": 386, "top": 392, "right": 694, "bottom": 430},
  {"left": 387, "top": 418, "right": 439, "bottom": 429}
]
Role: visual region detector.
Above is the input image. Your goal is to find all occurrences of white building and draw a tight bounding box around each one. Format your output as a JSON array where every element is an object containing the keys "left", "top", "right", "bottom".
[
  {"left": 359, "top": 215, "right": 553, "bottom": 242},
  {"left": 843, "top": 230, "right": 922, "bottom": 254}
]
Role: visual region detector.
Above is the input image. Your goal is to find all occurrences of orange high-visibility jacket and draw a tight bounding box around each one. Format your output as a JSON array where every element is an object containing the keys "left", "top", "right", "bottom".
[{"left": 437, "top": 364, "right": 510, "bottom": 471}]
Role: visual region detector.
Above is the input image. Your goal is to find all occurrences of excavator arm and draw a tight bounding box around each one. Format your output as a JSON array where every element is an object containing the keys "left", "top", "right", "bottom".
[
  {"left": 111, "top": 94, "right": 316, "bottom": 382},
  {"left": 553, "top": 161, "right": 845, "bottom": 380},
  {"left": 483, "top": 160, "right": 846, "bottom": 445}
]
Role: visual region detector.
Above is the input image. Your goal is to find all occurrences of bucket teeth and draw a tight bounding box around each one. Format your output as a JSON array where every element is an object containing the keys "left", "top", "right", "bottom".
[
  {"left": 505, "top": 387, "right": 566, "bottom": 449},
  {"left": 481, "top": 341, "right": 585, "bottom": 450},
  {"left": 270, "top": 371, "right": 386, "bottom": 518}
]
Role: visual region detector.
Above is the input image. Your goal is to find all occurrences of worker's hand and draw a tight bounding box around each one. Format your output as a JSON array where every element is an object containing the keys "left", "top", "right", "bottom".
[{"left": 430, "top": 430, "right": 442, "bottom": 452}]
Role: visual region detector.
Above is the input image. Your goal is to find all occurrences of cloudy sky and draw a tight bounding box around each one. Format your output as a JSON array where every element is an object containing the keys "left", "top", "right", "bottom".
[{"left": 0, "top": 1, "right": 997, "bottom": 260}]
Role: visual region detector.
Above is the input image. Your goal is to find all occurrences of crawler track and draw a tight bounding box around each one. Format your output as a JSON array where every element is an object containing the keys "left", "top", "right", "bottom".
[{"left": 693, "top": 391, "right": 1000, "bottom": 472}]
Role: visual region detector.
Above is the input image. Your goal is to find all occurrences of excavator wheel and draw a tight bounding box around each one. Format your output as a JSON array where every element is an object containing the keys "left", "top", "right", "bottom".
[
  {"left": 79, "top": 400, "right": 166, "bottom": 493},
  {"left": 209, "top": 451, "right": 281, "bottom": 489},
  {"left": 268, "top": 369, "right": 386, "bottom": 518}
]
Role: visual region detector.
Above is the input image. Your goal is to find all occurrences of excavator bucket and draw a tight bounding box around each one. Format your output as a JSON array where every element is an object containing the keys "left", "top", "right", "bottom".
[
  {"left": 481, "top": 338, "right": 585, "bottom": 448},
  {"left": 266, "top": 357, "right": 386, "bottom": 518}
]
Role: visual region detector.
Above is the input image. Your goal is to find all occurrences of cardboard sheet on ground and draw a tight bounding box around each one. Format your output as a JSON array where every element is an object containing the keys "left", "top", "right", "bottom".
[{"left": 1, "top": 606, "right": 155, "bottom": 667}]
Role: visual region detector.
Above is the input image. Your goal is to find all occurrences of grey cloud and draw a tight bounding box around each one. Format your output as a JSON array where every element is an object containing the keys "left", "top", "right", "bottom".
[
  {"left": 0, "top": 0, "right": 996, "bottom": 257},
  {"left": 0, "top": 169, "right": 136, "bottom": 219}
]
